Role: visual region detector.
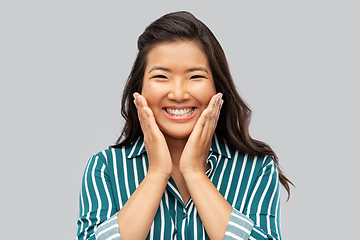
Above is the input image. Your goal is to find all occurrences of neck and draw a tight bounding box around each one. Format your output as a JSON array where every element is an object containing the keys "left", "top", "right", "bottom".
[{"left": 163, "top": 134, "right": 188, "bottom": 166}]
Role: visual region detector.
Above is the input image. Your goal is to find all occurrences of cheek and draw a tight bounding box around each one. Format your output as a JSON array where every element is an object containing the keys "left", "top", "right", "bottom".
[
  {"left": 141, "top": 82, "right": 165, "bottom": 109},
  {"left": 189, "top": 82, "right": 216, "bottom": 105},
  {"left": 200, "top": 93, "right": 215, "bottom": 106}
]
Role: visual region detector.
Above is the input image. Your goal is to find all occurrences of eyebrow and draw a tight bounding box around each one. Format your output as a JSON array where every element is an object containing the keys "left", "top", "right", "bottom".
[
  {"left": 148, "top": 66, "right": 208, "bottom": 74},
  {"left": 148, "top": 66, "right": 171, "bottom": 73},
  {"left": 186, "top": 67, "right": 208, "bottom": 73}
]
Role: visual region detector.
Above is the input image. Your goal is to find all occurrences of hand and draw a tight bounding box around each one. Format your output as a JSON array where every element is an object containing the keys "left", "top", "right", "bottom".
[
  {"left": 179, "top": 93, "right": 223, "bottom": 176},
  {"left": 133, "top": 93, "right": 173, "bottom": 179}
]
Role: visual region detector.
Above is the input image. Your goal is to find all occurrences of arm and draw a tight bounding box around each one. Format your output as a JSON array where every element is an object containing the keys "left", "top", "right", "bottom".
[
  {"left": 185, "top": 157, "right": 282, "bottom": 240},
  {"left": 182, "top": 172, "right": 233, "bottom": 239},
  {"left": 180, "top": 93, "right": 235, "bottom": 240},
  {"left": 246, "top": 158, "right": 282, "bottom": 239},
  {"left": 116, "top": 93, "right": 172, "bottom": 239},
  {"left": 75, "top": 154, "right": 119, "bottom": 240},
  {"left": 116, "top": 170, "right": 169, "bottom": 239},
  {"left": 76, "top": 94, "right": 173, "bottom": 240},
  {"left": 75, "top": 153, "right": 169, "bottom": 240},
  {"left": 220, "top": 158, "right": 282, "bottom": 240},
  {"left": 179, "top": 93, "right": 282, "bottom": 239}
]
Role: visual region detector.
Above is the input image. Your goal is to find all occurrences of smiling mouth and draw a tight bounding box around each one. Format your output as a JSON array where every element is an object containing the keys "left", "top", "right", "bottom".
[{"left": 164, "top": 107, "right": 195, "bottom": 116}]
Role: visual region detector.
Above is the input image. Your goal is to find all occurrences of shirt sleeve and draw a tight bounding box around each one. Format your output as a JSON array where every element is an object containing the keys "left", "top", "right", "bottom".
[
  {"left": 224, "top": 209, "right": 254, "bottom": 239},
  {"left": 75, "top": 153, "right": 122, "bottom": 240},
  {"left": 94, "top": 213, "right": 121, "bottom": 239},
  {"left": 224, "top": 157, "right": 282, "bottom": 240}
]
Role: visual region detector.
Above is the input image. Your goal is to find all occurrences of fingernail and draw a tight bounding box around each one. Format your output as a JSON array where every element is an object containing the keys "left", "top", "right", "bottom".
[
  {"left": 216, "top": 94, "right": 222, "bottom": 104},
  {"left": 216, "top": 93, "right": 222, "bottom": 102},
  {"left": 135, "top": 95, "right": 140, "bottom": 105}
]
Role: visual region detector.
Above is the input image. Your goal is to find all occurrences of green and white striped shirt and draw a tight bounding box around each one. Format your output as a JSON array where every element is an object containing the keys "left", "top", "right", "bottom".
[{"left": 75, "top": 134, "right": 282, "bottom": 239}]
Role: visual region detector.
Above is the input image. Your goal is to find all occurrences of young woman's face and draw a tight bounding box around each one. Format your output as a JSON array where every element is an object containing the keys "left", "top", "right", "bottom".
[{"left": 141, "top": 40, "right": 216, "bottom": 140}]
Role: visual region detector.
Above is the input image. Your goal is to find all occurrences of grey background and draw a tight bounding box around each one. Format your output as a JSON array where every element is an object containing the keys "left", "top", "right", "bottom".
[{"left": 1, "top": 1, "right": 359, "bottom": 239}]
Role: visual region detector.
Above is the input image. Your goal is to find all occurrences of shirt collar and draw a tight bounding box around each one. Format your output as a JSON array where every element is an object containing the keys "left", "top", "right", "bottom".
[
  {"left": 127, "top": 135, "right": 146, "bottom": 159},
  {"left": 127, "top": 133, "right": 232, "bottom": 160},
  {"left": 209, "top": 133, "right": 232, "bottom": 159}
]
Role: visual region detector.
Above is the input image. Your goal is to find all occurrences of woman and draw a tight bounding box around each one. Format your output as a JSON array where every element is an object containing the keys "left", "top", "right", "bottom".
[{"left": 75, "top": 11, "right": 292, "bottom": 240}]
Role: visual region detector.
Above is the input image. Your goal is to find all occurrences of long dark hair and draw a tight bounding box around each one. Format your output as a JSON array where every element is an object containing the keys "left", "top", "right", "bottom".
[{"left": 112, "top": 11, "right": 293, "bottom": 199}]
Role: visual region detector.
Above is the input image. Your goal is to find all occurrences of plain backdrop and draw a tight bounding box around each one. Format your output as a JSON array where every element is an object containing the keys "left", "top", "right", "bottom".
[{"left": 1, "top": 1, "right": 359, "bottom": 239}]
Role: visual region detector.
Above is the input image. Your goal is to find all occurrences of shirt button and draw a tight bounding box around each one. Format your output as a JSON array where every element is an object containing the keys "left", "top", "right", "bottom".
[{"left": 182, "top": 212, "right": 187, "bottom": 219}]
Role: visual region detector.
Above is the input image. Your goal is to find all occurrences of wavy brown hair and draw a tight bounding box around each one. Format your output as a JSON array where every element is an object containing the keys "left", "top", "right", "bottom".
[{"left": 112, "top": 11, "right": 293, "bottom": 199}]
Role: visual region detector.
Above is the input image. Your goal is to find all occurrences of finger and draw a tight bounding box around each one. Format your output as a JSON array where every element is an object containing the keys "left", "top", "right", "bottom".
[
  {"left": 210, "top": 96, "right": 223, "bottom": 137},
  {"left": 215, "top": 99, "right": 223, "bottom": 123},
  {"left": 202, "top": 93, "right": 222, "bottom": 138},
  {"left": 186, "top": 109, "right": 209, "bottom": 145},
  {"left": 143, "top": 106, "right": 163, "bottom": 136},
  {"left": 189, "top": 93, "right": 217, "bottom": 137},
  {"left": 195, "top": 107, "right": 211, "bottom": 131},
  {"left": 138, "top": 95, "right": 154, "bottom": 129},
  {"left": 210, "top": 93, "right": 223, "bottom": 120},
  {"left": 134, "top": 93, "right": 149, "bottom": 134},
  {"left": 212, "top": 96, "right": 223, "bottom": 125},
  {"left": 211, "top": 99, "right": 223, "bottom": 132},
  {"left": 200, "top": 93, "right": 219, "bottom": 130},
  {"left": 139, "top": 95, "right": 153, "bottom": 123},
  {"left": 134, "top": 94, "right": 164, "bottom": 140}
]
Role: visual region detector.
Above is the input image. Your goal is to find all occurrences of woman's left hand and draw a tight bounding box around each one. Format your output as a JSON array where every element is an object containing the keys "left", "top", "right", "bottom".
[{"left": 179, "top": 93, "right": 223, "bottom": 176}]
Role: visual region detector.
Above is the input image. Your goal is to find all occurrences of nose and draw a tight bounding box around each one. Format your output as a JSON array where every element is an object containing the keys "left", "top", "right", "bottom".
[{"left": 167, "top": 80, "right": 190, "bottom": 102}]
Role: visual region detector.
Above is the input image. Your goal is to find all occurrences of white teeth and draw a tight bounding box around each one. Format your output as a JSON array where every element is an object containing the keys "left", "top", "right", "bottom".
[{"left": 166, "top": 108, "right": 194, "bottom": 116}]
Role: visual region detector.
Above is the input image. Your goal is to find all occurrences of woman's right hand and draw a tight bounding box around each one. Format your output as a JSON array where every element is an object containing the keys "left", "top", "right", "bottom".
[{"left": 133, "top": 92, "right": 173, "bottom": 179}]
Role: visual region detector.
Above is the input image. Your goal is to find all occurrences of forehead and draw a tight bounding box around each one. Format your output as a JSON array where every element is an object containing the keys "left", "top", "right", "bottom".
[{"left": 145, "top": 40, "right": 210, "bottom": 71}]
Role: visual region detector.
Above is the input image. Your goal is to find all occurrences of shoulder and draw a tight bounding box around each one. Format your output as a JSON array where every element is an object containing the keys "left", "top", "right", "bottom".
[
  {"left": 89, "top": 136, "right": 145, "bottom": 166},
  {"left": 214, "top": 137, "right": 277, "bottom": 173}
]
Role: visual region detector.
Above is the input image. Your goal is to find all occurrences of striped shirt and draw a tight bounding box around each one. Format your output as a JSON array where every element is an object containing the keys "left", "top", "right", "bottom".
[{"left": 75, "top": 134, "right": 282, "bottom": 240}]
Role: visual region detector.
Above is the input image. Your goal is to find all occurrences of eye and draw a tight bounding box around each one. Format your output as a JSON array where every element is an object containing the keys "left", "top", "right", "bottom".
[
  {"left": 190, "top": 75, "right": 206, "bottom": 80},
  {"left": 151, "top": 75, "right": 169, "bottom": 81},
  {"left": 154, "top": 75, "right": 167, "bottom": 78}
]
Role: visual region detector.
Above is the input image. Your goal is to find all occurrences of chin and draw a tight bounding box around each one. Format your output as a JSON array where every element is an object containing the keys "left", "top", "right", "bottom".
[{"left": 161, "top": 129, "right": 192, "bottom": 141}]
